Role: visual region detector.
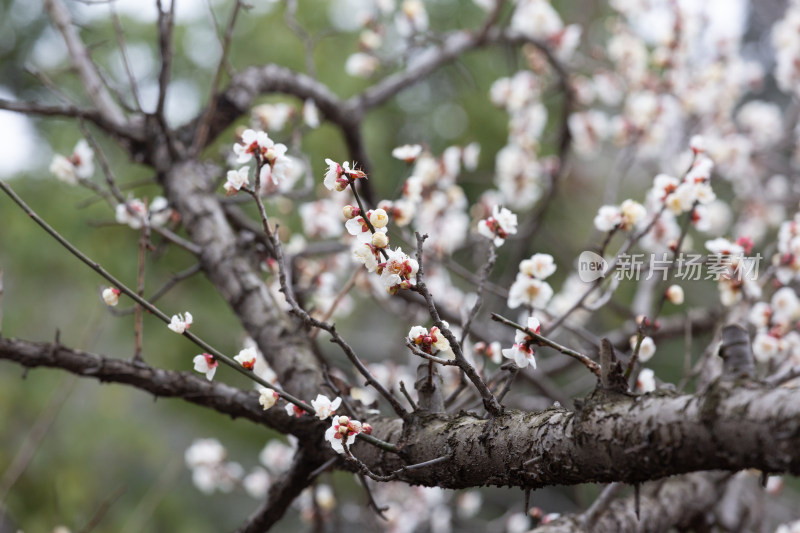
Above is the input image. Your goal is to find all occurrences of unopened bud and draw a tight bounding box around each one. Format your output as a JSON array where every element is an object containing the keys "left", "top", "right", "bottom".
[
  {"left": 335, "top": 177, "right": 350, "bottom": 192},
  {"left": 665, "top": 284, "right": 684, "bottom": 305},
  {"left": 369, "top": 208, "right": 389, "bottom": 228},
  {"left": 343, "top": 205, "right": 360, "bottom": 219},
  {"left": 102, "top": 287, "right": 121, "bottom": 306},
  {"left": 362, "top": 423, "right": 372, "bottom": 435},
  {"left": 371, "top": 232, "right": 389, "bottom": 248}
]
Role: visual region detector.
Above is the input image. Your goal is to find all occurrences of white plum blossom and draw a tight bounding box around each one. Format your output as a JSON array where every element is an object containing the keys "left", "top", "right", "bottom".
[
  {"left": 353, "top": 242, "right": 380, "bottom": 272},
  {"left": 636, "top": 368, "right": 656, "bottom": 393},
  {"left": 283, "top": 402, "right": 301, "bottom": 417},
  {"left": 167, "top": 312, "right": 193, "bottom": 334},
  {"left": 49, "top": 139, "right": 95, "bottom": 185},
  {"left": 392, "top": 144, "right": 423, "bottom": 162},
  {"left": 771, "top": 287, "right": 800, "bottom": 325},
  {"left": 258, "top": 387, "right": 280, "bottom": 410},
  {"left": 705, "top": 238, "right": 744, "bottom": 256},
  {"left": 395, "top": 0, "right": 429, "bottom": 37},
  {"left": 408, "top": 324, "right": 451, "bottom": 356},
  {"left": 224, "top": 167, "right": 250, "bottom": 196},
  {"left": 507, "top": 273, "right": 553, "bottom": 309},
  {"left": 324, "top": 415, "right": 364, "bottom": 454},
  {"left": 378, "top": 247, "right": 419, "bottom": 290},
  {"left": 665, "top": 285, "right": 684, "bottom": 305},
  {"left": 748, "top": 302, "right": 773, "bottom": 329},
  {"left": 619, "top": 199, "right": 647, "bottom": 230},
  {"left": 594, "top": 205, "right": 622, "bottom": 232},
  {"left": 185, "top": 438, "right": 226, "bottom": 469},
  {"left": 234, "top": 347, "right": 258, "bottom": 370},
  {"left": 115, "top": 199, "right": 147, "bottom": 229},
  {"left": 752, "top": 332, "right": 781, "bottom": 364},
  {"left": 302, "top": 99, "right": 320, "bottom": 129},
  {"left": 252, "top": 103, "right": 294, "bottom": 132},
  {"left": 345, "top": 53, "right": 379, "bottom": 77},
  {"left": 193, "top": 353, "right": 218, "bottom": 381},
  {"left": 310, "top": 394, "right": 342, "bottom": 420},
  {"left": 632, "top": 336, "right": 656, "bottom": 362},
  {"left": 519, "top": 253, "right": 556, "bottom": 280},
  {"left": 115, "top": 197, "right": 173, "bottom": 230},
  {"left": 477, "top": 205, "right": 518, "bottom": 246},
  {"left": 243, "top": 468, "right": 271, "bottom": 499},
  {"left": 510, "top": 0, "right": 564, "bottom": 41},
  {"left": 473, "top": 341, "right": 504, "bottom": 364},
  {"left": 501, "top": 317, "right": 541, "bottom": 369},
  {"left": 102, "top": 287, "right": 120, "bottom": 306},
  {"left": 234, "top": 129, "right": 272, "bottom": 164},
  {"left": 346, "top": 215, "right": 386, "bottom": 244},
  {"left": 259, "top": 440, "right": 296, "bottom": 474}
]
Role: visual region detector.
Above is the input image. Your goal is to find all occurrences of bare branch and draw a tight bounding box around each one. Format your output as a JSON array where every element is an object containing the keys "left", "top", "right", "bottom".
[
  {"left": 236, "top": 449, "right": 322, "bottom": 533},
  {"left": 44, "top": 0, "right": 127, "bottom": 127}
]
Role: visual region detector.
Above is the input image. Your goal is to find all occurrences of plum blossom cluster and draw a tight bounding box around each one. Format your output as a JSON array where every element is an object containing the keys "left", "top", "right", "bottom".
[
  {"left": 509, "top": 0, "right": 581, "bottom": 61},
  {"left": 501, "top": 317, "right": 541, "bottom": 369},
  {"left": 324, "top": 415, "right": 371, "bottom": 454},
  {"left": 226, "top": 129, "right": 294, "bottom": 195},
  {"left": 379, "top": 143, "right": 478, "bottom": 256},
  {"left": 184, "top": 438, "right": 244, "bottom": 495},
  {"left": 340, "top": 1, "right": 430, "bottom": 78},
  {"left": 489, "top": 71, "right": 549, "bottom": 211},
  {"left": 116, "top": 196, "right": 173, "bottom": 230},
  {"left": 593, "top": 199, "right": 646, "bottom": 233},
  {"left": 748, "top": 287, "right": 800, "bottom": 365},
  {"left": 477, "top": 205, "right": 518, "bottom": 247},
  {"left": 774, "top": 212, "right": 800, "bottom": 284},
  {"left": 704, "top": 238, "right": 761, "bottom": 307},
  {"left": 408, "top": 324, "right": 452, "bottom": 357},
  {"left": 323, "top": 158, "right": 367, "bottom": 192},
  {"left": 49, "top": 139, "right": 95, "bottom": 185},
  {"left": 508, "top": 253, "right": 556, "bottom": 309}
]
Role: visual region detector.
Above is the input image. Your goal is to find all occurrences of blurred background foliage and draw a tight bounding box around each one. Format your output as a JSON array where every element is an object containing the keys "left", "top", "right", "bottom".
[{"left": 0, "top": 0, "right": 742, "bottom": 530}]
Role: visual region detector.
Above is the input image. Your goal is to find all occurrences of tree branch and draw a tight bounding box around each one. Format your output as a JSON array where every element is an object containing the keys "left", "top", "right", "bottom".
[
  {"left": 235, "top": 449, "right": 322, "bottom": 533},
  {"left": 44, "top": 0, "right": 127, "bottom": 128}
]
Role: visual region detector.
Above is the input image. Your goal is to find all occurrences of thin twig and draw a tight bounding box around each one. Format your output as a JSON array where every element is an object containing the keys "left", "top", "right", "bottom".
[
  {"left": 192, "top": 0, "right": 244, "bottom": 155},
  {"left": 108, "top": 1, "right": 142, "bottom": 112},
  {"left": 460, "top": 244, "right": 497, "bottom": 346},
  {"left": 491, "top": 313, "right": 601, "bottom": 377},
  {"left": 398, "top": 381, "right": 418, "bottom": 411},
  {"left": 309, "top": 269, "right": 361, "bottom": 340},
  {"left": 343, "top": 442, "right": 450, "bottom": 482},
  {"left": 244, "top": 161, "right": 409, "bottom": 424},
  {"left": 405, "top": 339, "right": 459, "bottom": 366},
  {"left": 78, "top": 485, "right": 126, "bottom": 533},
  {"left": 581, "top": 482, "right": 625, "bottom": 530},
  {"left": 133, "top": 209, "right": 151, "bottom": 362},
  {"left": 0, "top": 377, "right": 76, "bottom": 503},
  {"left": 0, "top": 180, "right": 314, "bottom": 416},
  {"left": 357, "top": 473, "right": 389, "bottom": 520},
  {"left": 412, "top": 233, "right": 503, "bottom": 416},
  {"left": 44, "top": 0, "right": 126, "bottom": 127}
]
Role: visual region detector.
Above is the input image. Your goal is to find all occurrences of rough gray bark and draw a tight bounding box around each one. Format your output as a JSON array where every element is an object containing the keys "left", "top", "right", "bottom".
[
  {"left": 161, "top": 159, "right": 327, "bottom": 403},
  {"left": 4, "top": 335, "right": 800, "bottom": 493},
  {"left": 533, "top": 472, "right": 729, "bottom": 533}
]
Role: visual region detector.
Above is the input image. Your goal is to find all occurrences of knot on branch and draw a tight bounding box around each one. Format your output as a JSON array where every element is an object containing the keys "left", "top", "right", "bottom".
[
  {"left": 718, "top": 324, "right": 755, "bottom": 380},
  {"left": 598, "top": 338, "right": 629, "bottom": 394}
]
